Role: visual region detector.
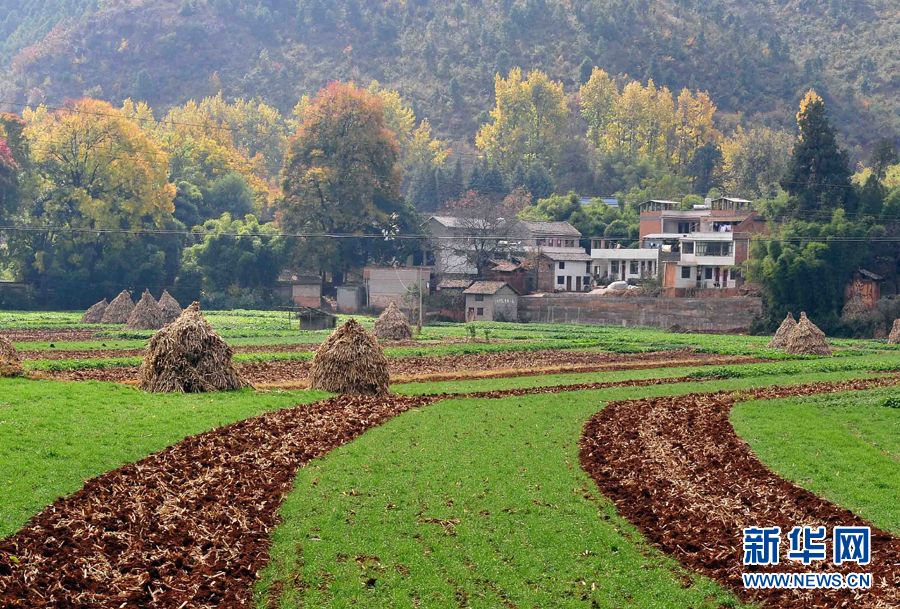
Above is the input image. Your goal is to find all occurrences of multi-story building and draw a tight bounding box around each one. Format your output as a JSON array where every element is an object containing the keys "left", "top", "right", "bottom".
[{"left": 589, "top": 197, "right": 766, "bottom": 292}]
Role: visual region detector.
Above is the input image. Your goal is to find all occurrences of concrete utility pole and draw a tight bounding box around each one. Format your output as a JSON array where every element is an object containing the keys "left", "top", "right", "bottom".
[{"left": 417, "top": 239, "right": 426, "bottom": 331}]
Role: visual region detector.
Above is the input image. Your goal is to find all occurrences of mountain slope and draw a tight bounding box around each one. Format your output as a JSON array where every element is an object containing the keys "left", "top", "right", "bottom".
[{"left": 0, "top": 0, "right": 896, "bottom": 153}]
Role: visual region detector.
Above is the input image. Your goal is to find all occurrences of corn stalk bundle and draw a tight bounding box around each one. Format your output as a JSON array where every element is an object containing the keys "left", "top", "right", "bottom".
[
  {"left": 158, "top": 290, "right": 183, "bottom": 323},
  {"left": 309, "top": 318, "right": 390, "bottom": 396},
  {"left": 139, "top": 302, "right": 246, "bottom": 393},
  {"left": 126, "top": 290, "right": 166, "bottom": 330},
  {"left": 101, "top": 290, "right": 135, "bottom": 323},
  {"left": 374, "top": 302, "right": 412, "bottom": 340},
  {"left": 784, "top": 312, "right": 831, "bottom": 355},
  {"left": 840, "top": 293, "right": 870, "bottom": 320},
  {"left": 0, "top": 336, "right": 23, "bottom": 377},
  {"left": 768, "top": 312, "right": 796, "bottom": 348},
  {"left": 889, "top": 319, "right": 900, "bottom": 345},
  {"left": 81, "top": 299, "right": 109, "bottom": 324}
]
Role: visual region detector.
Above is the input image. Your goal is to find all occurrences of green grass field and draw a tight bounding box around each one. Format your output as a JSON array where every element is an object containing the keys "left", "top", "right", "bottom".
[
  {"left": 732, "top": 387, "right": 900, "bottom": 534},
  {"left": 1, "top": 311, "right": 898, "bottom": 607},
  {"left": 0, "top": 378, "right": 327, "bottom": 536},
  {"left": 254, "top": 369, "right": 895, "bottom": 609}
]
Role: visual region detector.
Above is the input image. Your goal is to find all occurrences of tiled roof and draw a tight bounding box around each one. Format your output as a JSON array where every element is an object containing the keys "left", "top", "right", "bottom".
[
  {"left": 437, "top": 278, "right": 474, "bottom": 289},
  {"left": 516, "top": 220, "right": 581, "bottom": 237},
  {"left": 540, "top": 251, "right": 593, "bottom": 262},
  {"left": 464, "top": 281, "right": 517, "bottom": 295}
]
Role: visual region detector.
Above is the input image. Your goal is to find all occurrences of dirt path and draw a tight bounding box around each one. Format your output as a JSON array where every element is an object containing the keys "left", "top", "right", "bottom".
[
  {"left": 39, "top": 349, "right": 762, "bottom": 385},
  {"left": 580, "top": 377, "right": 900, "bottom": 609}
]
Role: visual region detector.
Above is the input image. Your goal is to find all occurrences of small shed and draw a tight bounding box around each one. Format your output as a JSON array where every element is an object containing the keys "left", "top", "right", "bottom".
[
  {"left": 294, "top": 307, "right": 337, "bottom": 331},
  {"left": 336, "top": 285, "right": 364, "bottom": 313},
  {"left": 463, "top": 281, "right": 519, "bottom": 322},
  {"left": 843, "top": 269, "right": 882, "bottom": 315},
  {"left": 277, "top": 271, "right": 322, "bottom": 308}
]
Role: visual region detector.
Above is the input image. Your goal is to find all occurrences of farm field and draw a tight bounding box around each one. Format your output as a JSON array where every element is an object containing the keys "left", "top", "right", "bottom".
[{"left": 0, "top": 309, "right": 898, "bottom": 608}]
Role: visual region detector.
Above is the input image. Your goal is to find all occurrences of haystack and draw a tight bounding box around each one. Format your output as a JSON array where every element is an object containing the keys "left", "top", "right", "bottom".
[
  {"left": 139, "top": 302, "right": 245, "bottom": 393},
  {"left": 374, "top": 302, "right": 412, "bottom": 340},
  {"left": 841, "top": 293, "right": 870, "bottom": 320},
  {"left": 0, "top": 336, "right": 23, "bottom": 377},
  {"left": 784, "top": 312, "right": 831, "bottom": 355},
  {"left": 101, "top": 290, "right": 135, "bottom": 323},
  {"left": 81, "top": 299, "right": 109, "bottom": 324},
  {"left": 309, "top": 318, "right": 389, "bottom": 396},
  {"left": 126, "top": 290, "right": 166, "bottom": 330},
  {"left": 158, "top": 290, "right": 183, "bottom": 323},
  {"left": 888, "top": 319, "right": 900, "bottom": 345},
  {"left": 768, "top": 312, "right": 797, "bottom": 348}
]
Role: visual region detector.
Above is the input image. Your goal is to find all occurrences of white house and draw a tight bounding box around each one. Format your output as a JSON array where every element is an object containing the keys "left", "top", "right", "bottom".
[{"left": 590, "top": 239, "right": 660, "bottom": 283}]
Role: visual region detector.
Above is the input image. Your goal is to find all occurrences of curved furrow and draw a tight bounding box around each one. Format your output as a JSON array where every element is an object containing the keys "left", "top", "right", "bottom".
[
  {"left": 0, "top": 394, "right": 437, "bottom": 608},
  {"left": 580, "top": 376, "right": 900, "bottom": 609}
]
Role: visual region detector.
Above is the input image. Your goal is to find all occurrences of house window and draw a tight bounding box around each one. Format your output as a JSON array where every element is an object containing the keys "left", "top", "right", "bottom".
[
  {"left": 611, "top": 260, "right": 619, "bottom": 273},
  {"left": 585, "top": 262, "right": 591, "bottom": 273},
  {"left": 683, "top": 242, "right": 694, "bottom": 254},
  {"left": 476, "top": 307, "right": 484, "bottom": 316},
  {"left": 681, "top": 267, "right": 692, "bottom": 279},
  {"left": 558, "top": 261, "right": 566, "bottom": 269},
  {"left": 557, "top": 276, "right": 565, "bottom": 285},
  {"left": 629, "top": 261, "right": 639, "bottom": 274},
  {"left": 696, "top": 242, "right": 732, "bottom": 257},
  {"left": 474, "top": 295, "right": 484, "bottom": 302},
  {"left": 705, "top": 267, "right": 713, "bottom": 280}
]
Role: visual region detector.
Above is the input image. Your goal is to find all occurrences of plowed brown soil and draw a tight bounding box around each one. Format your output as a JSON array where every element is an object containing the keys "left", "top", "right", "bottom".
[
  {"left": 17, "top": 338, "right": 484, "bottom": 360},
  {"left": 0, "top": 329, "right": 95, "bottom": 342},
  {"left": 1, "top": 373, "right": 895, "bottom": 607},
  {"left": 0, "top": 394, "right": 437, "bottom": 608},
  {"left": 580, "top": 376, "right": 900, "bottom": 609},
  {"left": 40, "top": 349, "right": 762, "bottom": 385}
]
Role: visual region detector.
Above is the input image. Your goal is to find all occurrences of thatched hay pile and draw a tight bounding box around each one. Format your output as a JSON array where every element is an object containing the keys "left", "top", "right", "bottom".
[
  {"left": 840, "top": 294, "right": 870, "bottom": 320},
  {"left": 139, "top": 302, "right": 245, "bottom": 393},
  {"left": 374, "top": 302, "right": 412, "bottom": 340},
  {"left": 768, "top": 312, "right": 797, "bottom": 348},
  {"left": 0, "top": 336, "right": 23, "bottom": 377},
  {"left": 81, "top": 299, "right": 109, "bottom": 324},
  {"left": 158, "top": 290, "right": 183, "bottom": 323},
  {"left": 889, "top": 319, "right": 900, "bottom": 345},
  {"left": 309, "top": 318, "right": 389, "bottom": 396},
  {"left": 784, "top": 312, "right": 831, "bottom": 355},
  {"left": 101, "top": 290, "right": 135, "bottom": 323},
  {"left": 126, "top": 290, "right": 166, "bottom": 330}
]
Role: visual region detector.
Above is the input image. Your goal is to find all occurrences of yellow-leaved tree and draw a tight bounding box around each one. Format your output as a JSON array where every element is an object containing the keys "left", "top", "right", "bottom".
[
  {"left": 13, "top": 98, "right": 178, "bottom": 304},
  {"left": 476, "top": 68, "right": 569, "bottom": 177}
]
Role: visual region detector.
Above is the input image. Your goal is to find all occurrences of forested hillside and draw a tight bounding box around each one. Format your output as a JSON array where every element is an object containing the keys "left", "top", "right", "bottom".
[{"left": 0, "top": 0, "right": 896, "bottom": 156}]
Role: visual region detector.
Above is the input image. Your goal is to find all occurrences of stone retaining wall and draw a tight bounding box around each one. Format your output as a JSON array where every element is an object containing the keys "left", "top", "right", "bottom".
[{"left": 520, "top": 294, "right": 763, "bottom": 333}]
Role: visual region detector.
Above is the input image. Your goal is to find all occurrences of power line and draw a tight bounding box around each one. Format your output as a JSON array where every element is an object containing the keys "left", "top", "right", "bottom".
[{"left": 0, "top": 224, "right": 897, "bottom": 244}]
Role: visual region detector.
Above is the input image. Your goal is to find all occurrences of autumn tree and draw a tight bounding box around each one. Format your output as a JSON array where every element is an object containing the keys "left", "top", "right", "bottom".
[
  {"left": 0, "top": 135, "right": 18, "bottom": 222},
  {"left": 476, "top": 68, "right": 569, "bottom": 179},
  {"left": 579, "top": 70, "right": 721, "bottom": 184},
  {"left": 781, "top": 90, "right": 854, "bottom": 216},
  {"left": 152, "top": 94, "right": 286, "bottom": 220},
  {"left": 720, "top": 126, "right": 793, "bottom": 198},
  {"left": 11, "top": 99, "right": 179, "bottom": 305},
  {"left": 280, "top": 82, "right": 416, "bottom": 277},
  {"left": 435, "top": 189, "right": 531, "bottom": 276}
]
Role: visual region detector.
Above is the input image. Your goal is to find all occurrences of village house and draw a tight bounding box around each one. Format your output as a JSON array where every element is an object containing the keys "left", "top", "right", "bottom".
[
  {"left": 363, "top": 266, "right": 431, "bottom": 309},
  {"left": 536, "top": 251, "right": 594, "bottom": 292},
  {"left": 425, "top": 216, "right": 588, "bottom": 283},
  {"left": 589, "top": 197, "right": 766, "bottom": 292},
  {"left": 463, "top": 281, "right": 519, "bottom": 321},
  {"left": 276, "top": 271, "right": 322, "bottom": 308}
]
